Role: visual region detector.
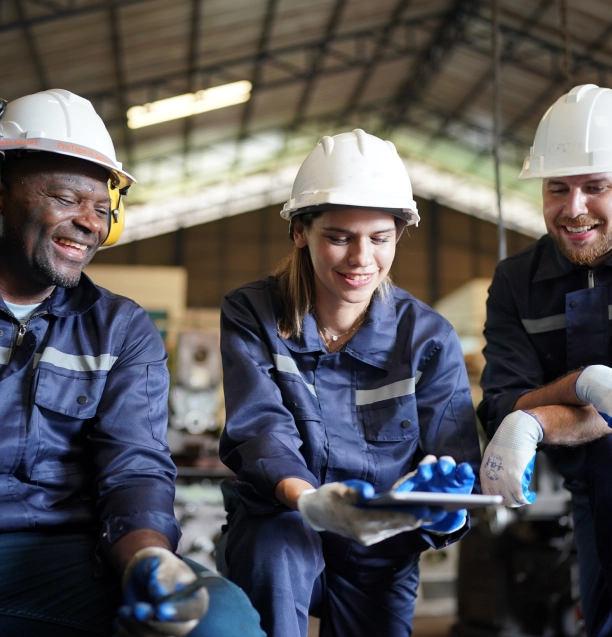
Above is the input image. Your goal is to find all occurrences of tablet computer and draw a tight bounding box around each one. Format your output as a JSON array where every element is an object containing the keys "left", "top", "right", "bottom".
[{"left": 363, "top": 491, "right": 504, "bottom": 512}]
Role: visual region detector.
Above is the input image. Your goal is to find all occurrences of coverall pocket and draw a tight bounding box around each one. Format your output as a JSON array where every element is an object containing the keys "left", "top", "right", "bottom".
[
  {"left": 31, "top": 368, "right": 106, "bottom": 481},
  {"left": 359, "top": 395, "right": 418, "bottom": 442},
  {"left": 34, "top": 368, "right": 106, "bottom": 419}
]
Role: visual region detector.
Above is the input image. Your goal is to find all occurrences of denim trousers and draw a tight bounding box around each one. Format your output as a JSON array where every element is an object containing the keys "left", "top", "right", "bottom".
[{"left": 0, "top": 530, "right": 264, "bottom": 637}]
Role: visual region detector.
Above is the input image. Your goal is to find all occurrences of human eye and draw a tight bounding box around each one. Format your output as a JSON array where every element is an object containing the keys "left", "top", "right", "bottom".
[
  {"left": 548, "top": 186, "right": 568, "bottom": 195},
  {"left": 372, "top": 236, "right": 391, "bottom": 244},
  {"left": 327, "top": 235, "right": 349, "bottom": 245}
]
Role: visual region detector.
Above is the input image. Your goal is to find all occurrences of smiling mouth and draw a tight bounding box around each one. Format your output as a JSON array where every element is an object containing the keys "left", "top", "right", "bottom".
[
  {"left": 56, "top": 238, "right": 88, "bottom": 251},
  {"left": 341, "top": 272, "right": 376, "bottom": 280},
  {"left": 563, "top": 225, "right": 598, "bottom": 234}
]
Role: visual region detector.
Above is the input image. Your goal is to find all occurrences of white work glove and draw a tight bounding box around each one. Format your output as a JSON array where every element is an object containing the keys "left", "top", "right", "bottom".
[
  {"left": 393, "top": 455, "right": 475, "bottom": 535},
  {"left": 575, "top": 365, "right": 612, "bottom": 426},
  {"left": 115, "top": 547, "right": 209, "bottom": 637},
  {"left": 481, "top": 410, "right": 543, "bottom": 507},
  {"left": 297, "top": 480, "right": 442, "bottom": 547}
]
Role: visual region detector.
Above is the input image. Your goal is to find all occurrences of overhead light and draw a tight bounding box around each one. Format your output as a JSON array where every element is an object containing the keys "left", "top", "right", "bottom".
[{"left": 127, "top": 80, "right": 252, "bottom": 129}]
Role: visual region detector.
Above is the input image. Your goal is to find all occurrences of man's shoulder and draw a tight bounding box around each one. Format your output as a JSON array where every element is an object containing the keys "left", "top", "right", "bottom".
[
  {"left": 500, "top": 235, "right": 547, "bottom": 266},
  {"left": 495, "top": 235, "right": 550, "bottom": 280}
]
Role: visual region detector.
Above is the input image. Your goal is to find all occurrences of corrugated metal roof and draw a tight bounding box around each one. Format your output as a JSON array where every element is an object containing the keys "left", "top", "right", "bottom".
[{"left": 1, "top": 0, "right": 609, "bottom": 242}]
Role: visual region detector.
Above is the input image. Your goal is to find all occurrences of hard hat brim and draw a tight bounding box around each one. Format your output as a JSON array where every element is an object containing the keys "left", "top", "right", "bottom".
[{"left": 0, "top": 137, "right": 135, "bottom": 189}]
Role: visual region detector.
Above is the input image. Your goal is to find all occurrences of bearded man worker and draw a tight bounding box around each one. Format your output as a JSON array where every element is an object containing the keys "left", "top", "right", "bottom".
[
  {"left": 479, "top": 84, "right": 612, "bottom": 637},
  {"left": 0, "top": 89, "right": 263, "bottom": 637}
]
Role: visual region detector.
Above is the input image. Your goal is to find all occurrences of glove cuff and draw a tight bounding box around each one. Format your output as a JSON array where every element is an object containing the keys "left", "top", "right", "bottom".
[
  {"left": 576, "top": 365, "right": 612, "bottom": 405},
  {"left": 122, "top": 546, "right": 175, "bottom": 591}
]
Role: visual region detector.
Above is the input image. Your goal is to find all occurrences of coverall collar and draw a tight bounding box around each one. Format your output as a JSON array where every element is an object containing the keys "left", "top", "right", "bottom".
[
  {"left": 39, "top": 273, "right": 102, "bottom": 317},
  {"left": 533, "top": 235, "right": 612, "bottom": 283},
  {"left": 281, "top": 290, "right": 398, "bottom": 371}
]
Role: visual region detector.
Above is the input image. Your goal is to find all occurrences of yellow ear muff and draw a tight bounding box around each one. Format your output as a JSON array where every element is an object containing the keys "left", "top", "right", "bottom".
[{"left": 102, "top": 182, "right": 125, "bottom": 247}]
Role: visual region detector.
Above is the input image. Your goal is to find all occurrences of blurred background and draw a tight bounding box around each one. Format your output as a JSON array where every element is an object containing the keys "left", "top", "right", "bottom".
[{"left": 3, "top": 0, "right": 610, "bottom": 633}]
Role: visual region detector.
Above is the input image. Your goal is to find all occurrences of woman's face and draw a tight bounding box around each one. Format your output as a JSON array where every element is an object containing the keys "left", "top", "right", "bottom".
[{"left": 294, "top": 207, "right": 397, "bottom": 310}]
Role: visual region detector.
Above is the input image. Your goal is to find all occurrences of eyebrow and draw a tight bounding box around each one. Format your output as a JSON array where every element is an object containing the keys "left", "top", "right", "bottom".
[
  {"left": 321, "top": 226, "right": 396, "bottom": 234},
  {"left": 547, "top": 178, "right": 609, "bottom": 186}
]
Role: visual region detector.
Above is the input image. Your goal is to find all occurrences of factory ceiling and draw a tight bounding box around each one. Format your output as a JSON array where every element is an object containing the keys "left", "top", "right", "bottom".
[{"left": 1, "top": 0, "right": 610, "bottom": 245}]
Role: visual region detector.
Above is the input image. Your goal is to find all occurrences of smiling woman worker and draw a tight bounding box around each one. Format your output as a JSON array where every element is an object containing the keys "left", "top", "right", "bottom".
[{"left": 218, "top": 129, "right": 481, "bottom": 637}]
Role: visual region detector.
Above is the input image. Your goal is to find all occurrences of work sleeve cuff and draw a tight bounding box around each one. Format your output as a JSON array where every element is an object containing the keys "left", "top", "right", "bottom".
[{"left": 100, "top": 511, "right": 181, "bottom": 551}]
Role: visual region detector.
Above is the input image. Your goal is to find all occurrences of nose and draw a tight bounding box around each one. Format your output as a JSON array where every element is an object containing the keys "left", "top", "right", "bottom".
[
  {"left": 73, "top": 204, "right": 107, "bottom": 237},
  {"left": 347, "top": 237, "right": 373, "bottom": 266},
  {"left": 565, "top": 187, "right": 589, "bottom": 218}
]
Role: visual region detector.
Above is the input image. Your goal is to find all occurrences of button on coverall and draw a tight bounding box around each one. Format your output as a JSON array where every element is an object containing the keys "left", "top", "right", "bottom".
[
  {"left": 220, "top": 278, "right": 481, "bottom": 637},
  {"left": 478, "top": 235, "right": 612, "bottom": 636}
]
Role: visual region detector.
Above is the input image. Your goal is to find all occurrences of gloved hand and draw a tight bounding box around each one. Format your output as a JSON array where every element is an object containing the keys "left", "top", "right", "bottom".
[
  {"left": 115, "top": 547, "right": 209, "bottom": 637},
  {"left": 575, "top": 365, "right": 612, "bottom": 426},
  {"left": 480, "top": 410, "right": 543, "bottom": 507},
  {"left": 393, "top": 455, "right": 475, "bottom": 534},
  {"left": 297, "top": 480, "right": 444, "bottom": 546}
]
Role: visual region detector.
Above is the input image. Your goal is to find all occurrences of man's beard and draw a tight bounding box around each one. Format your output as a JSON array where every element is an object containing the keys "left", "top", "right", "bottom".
[
  {"left": 36, "top": 258, "right": 82, "bottom": 288},
  {"left": 552, "top": 216, "right": 612, "bottom": 265}
]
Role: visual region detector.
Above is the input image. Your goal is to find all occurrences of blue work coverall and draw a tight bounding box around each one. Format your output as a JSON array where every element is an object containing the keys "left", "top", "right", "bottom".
[
  {"left": 478, "top": 235, "right": 612, "bottom": 637},
  {"left": 0, "top": 275, "right": 262, "bottom": 637},
  {"left": 219, "top": 277, "right": 481, "bottom": 637}
]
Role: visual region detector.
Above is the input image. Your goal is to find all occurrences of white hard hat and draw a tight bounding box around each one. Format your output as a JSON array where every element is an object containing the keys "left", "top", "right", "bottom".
[
  {"left": 281, "top": 128, "right": 419, "bottom": 226},
  {"left": 0, "top": 89, "right": 134, "bottom": 190},
  {"left": 519, "top": 84, "right": 612, "bottom": 180}
]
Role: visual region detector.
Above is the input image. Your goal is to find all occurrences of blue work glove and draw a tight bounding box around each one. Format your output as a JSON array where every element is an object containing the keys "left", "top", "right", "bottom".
[
  {"left": 297, "top": 480, "right": 445, "bottom": 546},
  {"left": 480, "top": 410, "right": 543, "bottom": 507},
  {"left": 394, "top": 455, "right": 475, "bottom": 534},
  {"left": 115, "top": 547, "right": 209, "bottom": 637},
  {"left": 575, "top": 365, "right": 612, "bottom": 426}
]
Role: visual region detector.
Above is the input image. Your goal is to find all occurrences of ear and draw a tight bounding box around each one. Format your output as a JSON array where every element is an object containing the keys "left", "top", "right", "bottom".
[{"left": 293, "top": 218, "right": 309, "bottom": 248}]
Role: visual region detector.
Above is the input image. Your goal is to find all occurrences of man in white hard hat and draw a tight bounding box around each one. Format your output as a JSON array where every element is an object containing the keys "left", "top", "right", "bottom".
[
  {"left": 478, "top": 84, "right": 612, "bottom": 636},
  {"left": 0, "top": 89, "right": 264, "bottom": 637}
]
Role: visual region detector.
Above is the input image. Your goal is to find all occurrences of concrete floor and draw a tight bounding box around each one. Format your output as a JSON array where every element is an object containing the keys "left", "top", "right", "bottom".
[{"left": 307, "top": 615, "right": 456, "bottom": 636}]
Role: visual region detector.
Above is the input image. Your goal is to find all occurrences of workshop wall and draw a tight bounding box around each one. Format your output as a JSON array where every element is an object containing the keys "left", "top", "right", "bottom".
[{"left": 92, "top": 197, "right": 536, "bottom": 307}]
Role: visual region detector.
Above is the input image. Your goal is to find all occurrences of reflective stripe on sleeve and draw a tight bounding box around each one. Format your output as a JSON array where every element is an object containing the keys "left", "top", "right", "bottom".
[
  {"left": 521, "top": 314, "right": 566, "bottom": 334},
  {"left": 273, "top": 353, "right": 317, "bottom": 397},
  {"left": 356, "top": 371, "right": 422, "bottom": 406},
  {"left": 36, "top": 347, "right": 117, "bottom": 372}
]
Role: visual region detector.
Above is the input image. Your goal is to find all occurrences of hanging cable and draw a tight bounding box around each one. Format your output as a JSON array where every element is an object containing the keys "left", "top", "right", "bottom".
[
  {"left": 559, "top": 0, "right": 573, "bottom": 92},
  {"left": 492, "top": 0, "right": 506, "bottom": 261}
]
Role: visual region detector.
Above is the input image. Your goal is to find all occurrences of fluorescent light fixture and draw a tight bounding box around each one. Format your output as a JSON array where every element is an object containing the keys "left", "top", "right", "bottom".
[{"left": 127, "top": 80, "right": 252, "bottom": 129}]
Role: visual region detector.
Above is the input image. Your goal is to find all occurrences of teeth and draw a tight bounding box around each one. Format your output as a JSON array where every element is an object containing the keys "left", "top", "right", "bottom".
[
  {"left": 57, "top": 238, "right": 87, "bottom": 250},
  {"left": 565, "top": 226, "right": 593, "bottom": 234},
  {"left": 345, "top": 274, "right": 372, "bottom": 280}
]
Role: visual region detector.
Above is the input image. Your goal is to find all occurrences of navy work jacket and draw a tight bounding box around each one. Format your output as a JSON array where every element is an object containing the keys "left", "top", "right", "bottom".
[
  {"left": 478, "top": 234, "right": 612, "bottom": 490},
  {"left": 220, "top": 278, "right": 481, "bottom": 549},
  {"left": 0, "top": 274, "right": 180, "bottom": 550}
]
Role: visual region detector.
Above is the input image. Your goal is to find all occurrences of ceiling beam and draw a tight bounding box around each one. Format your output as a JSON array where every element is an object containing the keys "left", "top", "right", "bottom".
[
  {"left": 464, "top": 16, "right": 612, "bottom": 173},
  {"left": 290, "top": 0, "right": 348, "bottom": 129},
  {"left": 14, "top": 0, "right": 51, "bottom": 90},
  {"left": 341, "top": 0, "right": 412, "bottom": 119},
  {"left": 107, "top": 1, "right": 133, "bottom": 167},
  {"left": 236, "top": 0, "right": 279, "bottom": 143},
  {"left": 383, "top": 0, "right": 481, "bottom": 132},
  {"left": 86, "top": 14, "right": 432, "bottom": 117},
  {"left": 182, "top": 0, "right": 205, "bottom": 174},
  {"left": 0, "top": 0, "right": 151, "bottom": 31},
  {"left": 425, "top": 0, "right": 556, "bottom": 148}
]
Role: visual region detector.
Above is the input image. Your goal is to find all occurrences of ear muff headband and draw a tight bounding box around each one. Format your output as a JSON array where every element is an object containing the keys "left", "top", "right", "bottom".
[{"left": 102, "top": 182, "right": 126, "bottom": 247}]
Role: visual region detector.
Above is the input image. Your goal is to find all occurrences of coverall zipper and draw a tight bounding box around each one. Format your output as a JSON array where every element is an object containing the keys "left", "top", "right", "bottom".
[
  {"left": 588, "top": 269, "right": 595, "bottom": 289},
  {"left": 15, "top": 323, "right": 27, "bottom": 346}
]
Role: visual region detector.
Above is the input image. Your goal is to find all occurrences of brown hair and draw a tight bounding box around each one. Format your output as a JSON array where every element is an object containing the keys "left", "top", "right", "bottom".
[{"left": 273, "top": 210, "right": 393, "bottom": 339}]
